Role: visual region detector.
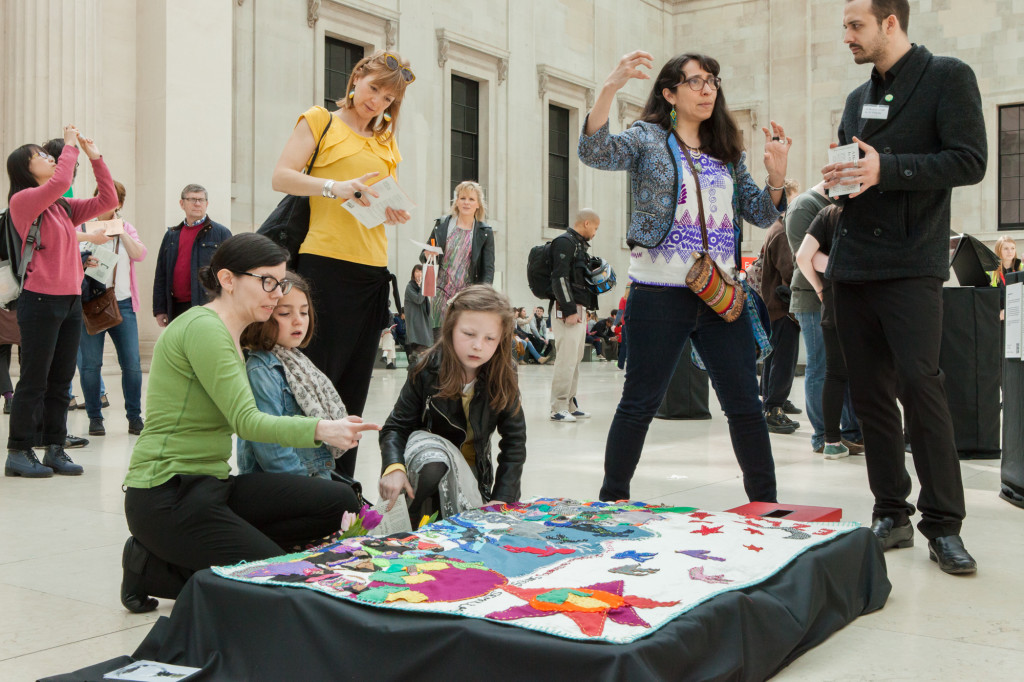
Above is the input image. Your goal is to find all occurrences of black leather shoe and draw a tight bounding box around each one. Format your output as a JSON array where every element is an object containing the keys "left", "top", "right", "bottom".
[
  {"left": 65, "top": 434, "right": 89, "bottom": 449},
  {"left": 5, "top": 449, "right": 54, "bottom": 478},
  {"left": 121, "top": 537, "right": 159, "bottom": 613},
  {"left": 928, "top": 535, "right": 977, "bottom": 575},
  {"left": 782, "top": 400, "right": 803, "bottom": 415},
  {"left": 765, "top": 407, "right": 798, "bottom": 434},
  {"left": 43, "top": 444, "right": 83, "bottom": 475},
  {"left": 128, "top": 418, "right": 145, "bottom": 436},
  {"left": 870, "top": 516, "right": 914, "bottom": 550},
  {"left": 89, "top": 418, "right": 105, "bottom": 436}
]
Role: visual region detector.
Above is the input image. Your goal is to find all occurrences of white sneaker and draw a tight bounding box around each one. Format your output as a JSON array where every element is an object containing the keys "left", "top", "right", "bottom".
[
  {"left": 570, "top": 409, "right": 591, "bottom": 419},
  {"left": 550, "top": 411, "right": 576, "bottom": 422}
]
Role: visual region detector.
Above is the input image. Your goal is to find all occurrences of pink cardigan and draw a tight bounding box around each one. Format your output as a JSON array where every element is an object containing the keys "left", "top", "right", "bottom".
[
  {"left": 9, "top": 146, "right": 118, "bottom": 296},
  {"left": 112, "top": 220, "right": 147, "bottom": 313}
]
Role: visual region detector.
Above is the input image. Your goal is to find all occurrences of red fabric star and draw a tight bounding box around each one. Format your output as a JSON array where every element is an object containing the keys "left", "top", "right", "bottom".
[
  {"left": 691, "top": 525, "right": 724, "bottom": 536},
  {"left": 743, "top": 527, "right": 764, "bottom": 535},
  {"left": 688, "top": 512, "right": 713, "bottom": 521},
  {"left": 744, "top": 544, "right": 763, "bottom": 552}
]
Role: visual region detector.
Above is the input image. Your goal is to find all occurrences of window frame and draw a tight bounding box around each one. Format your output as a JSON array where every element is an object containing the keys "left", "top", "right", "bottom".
[
  {"left": 999, "top": 103, "right": 1024, "bottom": 230},
  {"left": 450, "top": 74, "right": 481, "bottom": 199}
]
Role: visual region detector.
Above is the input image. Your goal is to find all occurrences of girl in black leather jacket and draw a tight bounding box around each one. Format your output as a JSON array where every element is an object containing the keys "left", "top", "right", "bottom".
[{"left": 378, "top": 286, "right": 525, "bottom": 524}]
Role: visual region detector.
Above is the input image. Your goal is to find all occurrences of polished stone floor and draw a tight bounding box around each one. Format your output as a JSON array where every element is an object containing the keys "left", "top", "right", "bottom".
[{"left": 1, "top": 362, "right": 1022, "bottom": 679}]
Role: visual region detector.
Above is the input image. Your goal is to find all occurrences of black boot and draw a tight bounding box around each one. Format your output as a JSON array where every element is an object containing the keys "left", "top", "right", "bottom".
[
  {"left": 121, "top": 537, "right": 159, "bottom": 613},
  {"left": 42, "top": 444, "right": 84, "bottom": 475},
  {"left": 5, "top": 449, "right": 54, "bottom": 478}
]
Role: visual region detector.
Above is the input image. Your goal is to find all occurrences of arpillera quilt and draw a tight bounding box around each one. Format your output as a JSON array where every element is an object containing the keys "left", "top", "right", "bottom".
[{"left": 212, "top": 498, "right": 858, "bottom": 644}]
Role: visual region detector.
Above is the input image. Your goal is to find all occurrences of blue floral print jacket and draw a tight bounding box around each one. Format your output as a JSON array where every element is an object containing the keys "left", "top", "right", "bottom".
[{"left": 577, "top": 118, "right": 785, "bottom": 251}]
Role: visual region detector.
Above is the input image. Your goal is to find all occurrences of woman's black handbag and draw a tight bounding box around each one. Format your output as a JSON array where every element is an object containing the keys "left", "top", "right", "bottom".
[{"left": 257, "top": 111, "right": 333, "bottom": 265}]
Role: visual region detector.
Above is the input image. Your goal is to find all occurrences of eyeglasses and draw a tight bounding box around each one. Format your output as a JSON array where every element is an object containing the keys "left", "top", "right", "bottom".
[
  {"left": 33, "top": 151, "right": 55, "bottom": 162},
  {"left": 236, "top": 272, "right": 293, "bottom": 294},
  {"left": 383, "top": 53, "right": 415, "bottom": 83},
  {"left": 674, "top": 76, "right": 722, "bottom": 92},
  {"left": 182, "top": 197, "right": 208, "bottom": 204}
]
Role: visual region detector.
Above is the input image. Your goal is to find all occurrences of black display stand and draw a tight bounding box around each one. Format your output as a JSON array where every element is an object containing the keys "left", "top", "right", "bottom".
[
  {"left": 1001, "top": 271, "right": 1024, "bottom": 508},
  {"left": 656, "top": 339, "right": 711, "bottom": 420},
  {"left": 43, "top": 528, "right": 890, "bottom": 682},
  {"left": 939, "top": 287, "right": 1002, "bottom": 459}
]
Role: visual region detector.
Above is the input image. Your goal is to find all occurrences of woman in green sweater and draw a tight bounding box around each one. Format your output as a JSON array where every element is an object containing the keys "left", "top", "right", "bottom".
[{"left": 120, "top": 233, "right": 379, "bottom": 613}]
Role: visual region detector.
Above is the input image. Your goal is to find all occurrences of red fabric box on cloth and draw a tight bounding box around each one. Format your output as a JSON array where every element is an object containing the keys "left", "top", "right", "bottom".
[{"left": 726, "top": 502, "right": 842, "bottom": 523}]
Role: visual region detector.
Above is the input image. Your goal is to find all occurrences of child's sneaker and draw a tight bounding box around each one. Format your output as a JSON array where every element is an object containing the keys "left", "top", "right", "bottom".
[{"left": 550, "top": 411, "right": 576, "bottom": 422}]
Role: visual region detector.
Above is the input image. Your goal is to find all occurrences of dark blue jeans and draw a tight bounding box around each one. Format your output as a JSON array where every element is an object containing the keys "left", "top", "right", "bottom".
[
  {"left": 8, "top": 292, "right": 81, "bottom": 450},
  {"left": 79, "top": 298, "right": 142, "bottom": 421},
  {"left": 601, "top": 284, "right": 777, "bottom": 503}
]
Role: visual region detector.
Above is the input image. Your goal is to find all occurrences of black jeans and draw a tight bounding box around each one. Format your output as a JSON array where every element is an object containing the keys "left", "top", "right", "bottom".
[
  {"left": 821, "top": 323, "right": 850, "bottom": 444},
  {"left": 7, "top": 293, "right": 81, "bottom": 450},
  {"left": 124, "top": 473, "right": 359, "bottom": 600},
  {"left": 299, "top": 255, "right": 391, "bottom": 477},
  {"left": 601, "top": 284, "right": 776, "bottom": 503},
  {"left": 834, "top": 278, "right": 966, "bottom": 539},
  {"left": 0, "top": 344, "right": 16, "bottom": 395},
  {"left": 760, "top": 315, "right": 800, "bottom": 411}
]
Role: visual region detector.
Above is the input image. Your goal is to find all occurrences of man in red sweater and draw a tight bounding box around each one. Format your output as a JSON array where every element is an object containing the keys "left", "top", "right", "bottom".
[{"left": 152, "top": 184, "right": 231, "bottom": 326}]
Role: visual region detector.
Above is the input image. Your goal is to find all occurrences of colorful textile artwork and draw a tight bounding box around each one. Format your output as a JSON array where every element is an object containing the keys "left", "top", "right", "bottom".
[{"left": 212, "top": 498, "right": 857, "bottom": 644}]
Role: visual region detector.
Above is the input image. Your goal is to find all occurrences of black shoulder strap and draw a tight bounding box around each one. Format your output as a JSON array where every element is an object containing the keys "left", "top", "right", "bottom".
[{"left": 304, "top": 108, "right": 334, "bottom": 175}]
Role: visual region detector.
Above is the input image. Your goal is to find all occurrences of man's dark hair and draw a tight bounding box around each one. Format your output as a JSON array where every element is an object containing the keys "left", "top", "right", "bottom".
[{"left": 853, "top": 0, "right": 910, "bottom": 33}]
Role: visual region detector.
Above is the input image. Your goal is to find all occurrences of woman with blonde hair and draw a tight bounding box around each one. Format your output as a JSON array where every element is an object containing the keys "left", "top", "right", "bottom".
[
  {"left": 424, "top": 180, "right": 495, "bottom": 336},
  {"left": 272, "top": 50, "right": 414, "bottom": 477},
  {"left": 990, "top": 236, "right": 1021, "bottom": 288}
]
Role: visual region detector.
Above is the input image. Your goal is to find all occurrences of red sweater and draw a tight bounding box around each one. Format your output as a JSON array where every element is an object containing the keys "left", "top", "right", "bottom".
[
  {"left": 9, "top": 147, "right": 118, "bottom": 295},
  {"left": 172, "top": 220, "right": 206, "bottom": 302}
]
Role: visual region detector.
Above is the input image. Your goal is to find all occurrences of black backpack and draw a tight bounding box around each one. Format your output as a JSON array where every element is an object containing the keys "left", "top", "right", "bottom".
[{"left": 526, "top": 233, "right": 578, "bottom": 299}]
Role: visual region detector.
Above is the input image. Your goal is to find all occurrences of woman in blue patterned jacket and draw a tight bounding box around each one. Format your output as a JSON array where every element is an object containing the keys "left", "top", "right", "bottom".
[{"left": 579, "top": 51, "right": 791, "bottom": 504}]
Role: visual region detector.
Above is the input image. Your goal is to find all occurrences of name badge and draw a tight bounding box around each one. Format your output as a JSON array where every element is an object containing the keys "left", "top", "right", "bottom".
[{"left": 861, "top": 104, "right": 889, "bottom": 120}]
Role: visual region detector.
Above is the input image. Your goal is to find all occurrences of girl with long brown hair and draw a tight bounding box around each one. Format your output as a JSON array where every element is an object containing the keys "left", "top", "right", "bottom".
[{"left": 378, "top": 285, "right": 525, "bottom": 523}]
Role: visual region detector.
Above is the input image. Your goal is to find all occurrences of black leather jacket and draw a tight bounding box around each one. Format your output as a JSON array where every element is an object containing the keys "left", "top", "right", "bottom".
[
  {"left": 423, "top": 216, "right": 495, "bottom": 285},
  {"left": 379, "top": 355, "right": 525, "bottom": 502}
]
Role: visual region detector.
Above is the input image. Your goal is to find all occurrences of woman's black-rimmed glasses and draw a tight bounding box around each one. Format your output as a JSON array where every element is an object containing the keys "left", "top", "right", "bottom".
[
  {"left": 674, "top": 76, "right": 722, "bottom": 92},
  {"left": 236, "top": 272, "right": 293, "bottom": 294}
]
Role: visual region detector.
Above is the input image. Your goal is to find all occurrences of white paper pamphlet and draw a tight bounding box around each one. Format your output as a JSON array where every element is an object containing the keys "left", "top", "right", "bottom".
[
  {"left": 410, "top": 238, "right": 443, "bottom": 256},
  {"left": 1005, "top": 282, "right": 1022, "bottom": 360},
  {"left": 341, "top": 176, "right": 416, "bottom": 228},
  {"left": 828, "top": 143, "right": 861, "bottom": 198},
  {"left": 104, "top": 660, "right": 201, "bottom": 681},
  {"left": 84, "top": 245, "right": 120, "bottom": 286},
  {"left": 373, "top": 493, "right": 413, "bottom": 535}
]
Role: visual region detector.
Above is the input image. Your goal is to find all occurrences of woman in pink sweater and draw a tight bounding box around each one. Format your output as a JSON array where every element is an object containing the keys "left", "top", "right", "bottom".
[{"left": 4, "top": 125, "right": 118, "bottom": 478}]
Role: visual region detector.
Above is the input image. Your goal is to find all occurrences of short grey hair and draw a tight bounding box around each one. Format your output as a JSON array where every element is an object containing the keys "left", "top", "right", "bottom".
[{"left": 180, "top": 184, "right": 208, "bottom": 200}]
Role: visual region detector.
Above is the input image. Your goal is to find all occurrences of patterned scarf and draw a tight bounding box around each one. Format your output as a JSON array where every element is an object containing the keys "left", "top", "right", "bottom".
[{"left": 271, "top": 345, "right": 348, "bottom": 460}]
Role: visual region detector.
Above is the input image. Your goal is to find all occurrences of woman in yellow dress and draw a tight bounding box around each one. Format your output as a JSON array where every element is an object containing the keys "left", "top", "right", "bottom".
[{"left": 272, "top": 50, "right": 414, "bottom": 476}]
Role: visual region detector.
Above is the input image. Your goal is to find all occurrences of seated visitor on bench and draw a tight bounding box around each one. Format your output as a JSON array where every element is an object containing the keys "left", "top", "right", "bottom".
[
  {"left": 119, "top": 234, "right": 377, "bottom": 613},
  {"left": 378, "top": 285, "right": 526, "bottom": 524}
]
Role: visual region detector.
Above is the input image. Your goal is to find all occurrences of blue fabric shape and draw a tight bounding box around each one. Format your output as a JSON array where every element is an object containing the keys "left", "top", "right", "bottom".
[{"left": 612, "top": 550, "right": 657, "bottom": 563}]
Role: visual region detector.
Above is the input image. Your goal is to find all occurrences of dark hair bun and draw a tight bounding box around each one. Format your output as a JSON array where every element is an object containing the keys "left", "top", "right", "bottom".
[{"left": 197, "top": 266, "right": 221, "bottom": 295}]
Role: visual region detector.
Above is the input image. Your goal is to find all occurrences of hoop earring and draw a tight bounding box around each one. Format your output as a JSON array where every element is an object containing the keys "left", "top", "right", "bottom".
[{"left": 670, "top": 106, "right": 677, "bottom": 130}]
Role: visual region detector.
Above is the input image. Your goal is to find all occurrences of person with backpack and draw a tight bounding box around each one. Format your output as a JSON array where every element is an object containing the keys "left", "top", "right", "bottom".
[
  {"left": 578, "top": 51, "right": 790, "bottom": 503},
  {"left": 4, "top": 125, "right": 118, "bottom": 478},
  {"left": 546, "top": 209, "right": 600, "bottom": 422},
  {"left": 423, "top": 180, "right": 495, "bottom": 338}
]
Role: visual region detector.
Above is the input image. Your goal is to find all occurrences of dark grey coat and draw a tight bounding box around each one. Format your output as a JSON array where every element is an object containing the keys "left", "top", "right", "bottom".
[
  {"left": 828, "top": 45, "right": 987, "bottom": 282},
  {"left": 403, "top": 279, "right": 432, "bottom": 347}
]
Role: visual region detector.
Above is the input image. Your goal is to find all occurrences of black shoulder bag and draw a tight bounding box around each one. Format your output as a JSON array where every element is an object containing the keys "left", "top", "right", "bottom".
[{"left": 257, "top": 110, "right": 334, "bottom": 266}]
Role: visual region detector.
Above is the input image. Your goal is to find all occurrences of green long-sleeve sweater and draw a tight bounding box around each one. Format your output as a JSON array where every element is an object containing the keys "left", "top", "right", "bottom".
[{"left": 123, "top": 307, "right": 319, "bottom": 488}]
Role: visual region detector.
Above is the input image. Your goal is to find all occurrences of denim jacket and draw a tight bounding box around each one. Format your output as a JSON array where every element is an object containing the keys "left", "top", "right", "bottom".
[
  {"left": 236, "top": 351, "right": 334, "bottom": 479},
  {"left": 577, "top": 118, "right": 784, "bottom": 251}
]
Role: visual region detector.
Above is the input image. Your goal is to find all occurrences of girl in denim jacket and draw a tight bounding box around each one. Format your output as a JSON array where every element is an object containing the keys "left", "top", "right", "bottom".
[{"left": 238, "top": 273, "right": 347, "bottom": 479}]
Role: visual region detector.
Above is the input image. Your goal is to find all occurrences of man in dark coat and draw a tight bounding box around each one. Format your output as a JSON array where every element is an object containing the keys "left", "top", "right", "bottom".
[{"left": 822, "top": 0, "right": 987, "bottom": 574}]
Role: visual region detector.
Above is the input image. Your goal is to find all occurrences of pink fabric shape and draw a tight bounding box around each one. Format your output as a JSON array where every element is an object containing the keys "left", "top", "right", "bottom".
[
  {"left": 502, "top": 545, "right": 575, "bottom": 557},
  {"left": 368, "top": 565, "right": 505, "bottom": 603}
]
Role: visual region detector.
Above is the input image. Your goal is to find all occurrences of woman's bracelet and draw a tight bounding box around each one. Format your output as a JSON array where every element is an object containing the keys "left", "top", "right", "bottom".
[
  {"left": 322, "top": 179, "right": 336, "bottom": 199},
  {"left": 765, "top": 176, "right": 785, "bottom": 192}
]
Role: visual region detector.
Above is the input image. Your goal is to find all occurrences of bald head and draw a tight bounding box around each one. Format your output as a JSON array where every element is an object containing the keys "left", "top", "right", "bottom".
[{"left": 574, "top": 208, "right": 601, "bottom": 240}]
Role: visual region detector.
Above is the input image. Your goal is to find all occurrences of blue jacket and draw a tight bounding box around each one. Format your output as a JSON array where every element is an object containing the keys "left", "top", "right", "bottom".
[
  {"left": 577, "top": 119, "right": 784, "bottom": 250},
  {"left": 152, "top": 217, "right": 232, "bottom": 318},
  {"left": 236, "top": 351, "right": 334, "bottom": 479}
]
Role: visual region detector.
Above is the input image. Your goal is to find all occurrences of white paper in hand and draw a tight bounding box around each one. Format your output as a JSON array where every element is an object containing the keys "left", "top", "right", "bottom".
[
  {"left": 373, "top": 493, "right": 413, "bottom": 535},
  {"left": 84, "top": 247, "right": 120, "bottom": 286},
  {"left": 828, "top": 143, "right": 861, "bottom": 198},
  {"left": 341, "top": 176, "right": 416, "bottom": 228}
]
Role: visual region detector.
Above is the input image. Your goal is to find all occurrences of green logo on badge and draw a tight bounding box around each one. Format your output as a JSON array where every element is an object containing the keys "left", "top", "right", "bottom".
[{"left": 884, "top": 94, "right": 894, "bottom": 102}]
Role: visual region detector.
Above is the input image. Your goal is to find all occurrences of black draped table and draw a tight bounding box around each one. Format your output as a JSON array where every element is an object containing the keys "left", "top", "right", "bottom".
[
  {"left": 1001, "top": 271, "right": 1024, "bottom": 508},
  {"left": 46, "top": 527, "right": 889, "bottom": 682}
]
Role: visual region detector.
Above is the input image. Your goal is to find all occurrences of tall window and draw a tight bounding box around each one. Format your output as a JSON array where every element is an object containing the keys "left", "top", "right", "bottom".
[
  {"left": 450, "top": 76, "right": 480, "bottom": 198},
  {"left": 548, "top": 105, "right": 570, "bottom": 229},
  {"left": 324, "top": 38, "right": 363, "bottom": 111},
  {"left": 1000, "top": 104, "right": 1024, "bottom": 230}
]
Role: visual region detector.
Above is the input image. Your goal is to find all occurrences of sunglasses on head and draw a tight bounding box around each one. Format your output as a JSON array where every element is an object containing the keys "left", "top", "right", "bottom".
[{"left": 383, "top": 53, "right": 415, "bottom": 83}]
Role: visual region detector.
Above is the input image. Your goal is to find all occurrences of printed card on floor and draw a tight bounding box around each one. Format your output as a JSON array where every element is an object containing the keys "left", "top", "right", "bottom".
[
  {"left": 828, "top": 143, "right": 861, "bottom": 197},
  {"left": 104, "top": 660, "right": 201, "bottom": 681}
]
